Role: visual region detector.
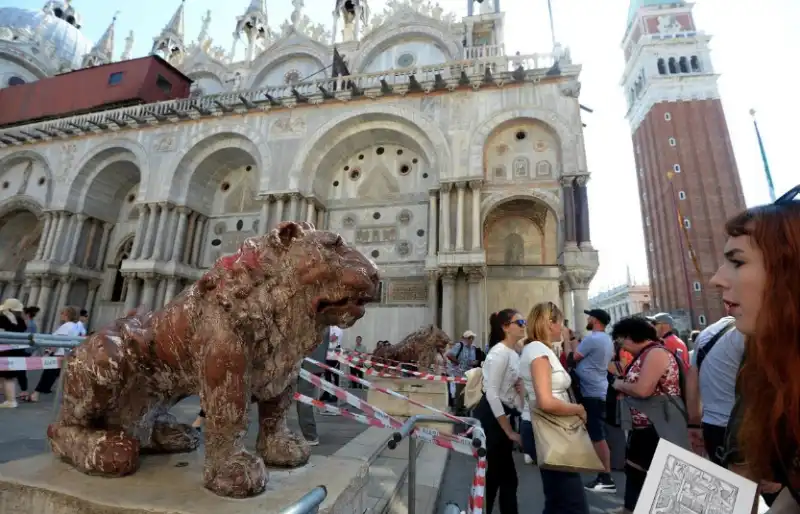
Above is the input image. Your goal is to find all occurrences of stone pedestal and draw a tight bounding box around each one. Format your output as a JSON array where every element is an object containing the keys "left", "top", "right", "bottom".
[{"left": 0, "top": 450, "right": 369, "bottom": 514}]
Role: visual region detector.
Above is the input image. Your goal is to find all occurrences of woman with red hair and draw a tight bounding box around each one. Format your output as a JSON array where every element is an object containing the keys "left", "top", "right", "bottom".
[{"left": 711, "top": 184, "right": 800, "bottom": 510}]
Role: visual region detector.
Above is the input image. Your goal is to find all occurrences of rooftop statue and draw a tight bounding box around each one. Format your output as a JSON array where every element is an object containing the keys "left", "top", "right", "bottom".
[{"left": 47, "top": 221, "right": 380, "bottom": 498}]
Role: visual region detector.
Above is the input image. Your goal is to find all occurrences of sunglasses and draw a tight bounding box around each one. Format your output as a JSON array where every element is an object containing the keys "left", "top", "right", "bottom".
[
  {"left": 511, "top": 319, "right": 527, "bottom": 327},
  {"left": 775, "top": 184, "right": 800, "bottom": 205}
]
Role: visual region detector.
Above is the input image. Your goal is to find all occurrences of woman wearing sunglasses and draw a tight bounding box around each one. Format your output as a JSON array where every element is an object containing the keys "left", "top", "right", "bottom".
[
  {"left": 472, "top": 308, "right": 527, "bottom": 514},
  {"left": 710, "top": 185, "right": 800, "bottom": 511}
]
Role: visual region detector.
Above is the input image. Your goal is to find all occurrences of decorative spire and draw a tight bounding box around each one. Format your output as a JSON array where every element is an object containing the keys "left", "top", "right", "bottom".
[
  {"left": 82, "top": 12, "right": 118, "bottom": 68},
  {"left": 235, "top": 0, "right": 270, "bottom": 62},
  {"left": 291, "top": 0, "right": 304, "bottom": 26},
  {"left": 197, "top": 9, "right": 212, "bottom": 46},
  {"left": 121, "top": 30, "right": 135, "bottom": 61},
  {"left": 152, "top": 0, "right": 186, "bottom": 65}
]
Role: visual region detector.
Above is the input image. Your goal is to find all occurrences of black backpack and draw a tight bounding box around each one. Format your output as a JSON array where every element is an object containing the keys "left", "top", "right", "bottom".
[{"left": 695, "top": 319, "right": 737, "bottom": 371}]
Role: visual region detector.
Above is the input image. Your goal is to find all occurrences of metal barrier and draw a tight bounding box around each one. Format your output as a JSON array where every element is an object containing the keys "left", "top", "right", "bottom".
[
  {"left": 387, "top": 415, "right": 484, "bottom": 514},
  {"left": 276, "top": 485, "right": 327, "bottom": 514}
]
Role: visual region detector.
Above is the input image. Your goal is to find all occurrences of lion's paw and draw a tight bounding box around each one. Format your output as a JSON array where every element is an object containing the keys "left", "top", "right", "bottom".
[
  {"left": 256, "top": 428, "right": 311, "bottom": 468},
  {"left": 204, "top": 449, "right": 268, "bottom": 498}
]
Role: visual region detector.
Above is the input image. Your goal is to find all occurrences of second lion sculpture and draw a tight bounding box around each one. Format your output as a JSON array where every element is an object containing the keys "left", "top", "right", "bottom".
[
  {"left": 371, "top": 325, "right": 452, "bottom": 370},
  {"left": 47, "top": 222, "right": 380, "bottom": 498}
]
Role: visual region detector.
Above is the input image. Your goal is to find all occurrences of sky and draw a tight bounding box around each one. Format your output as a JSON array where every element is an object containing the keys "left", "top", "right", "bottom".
[{"left": 4, "top": 0, "right": 798, "bottom": 294}]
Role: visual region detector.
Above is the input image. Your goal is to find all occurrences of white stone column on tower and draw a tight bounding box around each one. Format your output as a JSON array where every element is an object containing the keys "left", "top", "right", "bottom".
[
  {"left": 67, "top": 214, "right": 87, "bottom": 264},
  {"left": 132, "top": 204, "right": 148, "bottom": 259},
  {"left": 95, "top": 223, "right": 113, "bottom": 270},
  {"left": 288, "top": 193, "right": 300, "bottom": 221},
  {"left": 42, "top": 212, "right": 59, "bottom": 260},
  {"left": 154, "top": 279, "right": 167, "bottom": 309},
  {"left": 440, "top": 183, "right": 452, "bottom": 252},
  {"left": 440, "top": 267, "right": 457, "bottom": 338},
  {"left": 469, "top": 180, "right": 483, "bottom": 250},
  {"left": 182, "top": 212, "right": 198, "bottom": 264},
  {"left": 28, "top": 278, "right": 41, "bottom": 307},
  {"left": 305, "top": 198, "right": 316, "bottom": 224},
  {"left": 273, "top": 195, "right": 285, "bottom": 228},
  {"left": 35, "top": 213, "right": 52, "bottom": 260},
  {"left": 163, "top": 279, "right": 178, "bottom": 305},
  {"left": 124, "top": 274, "right": 141, "bottom": 312},
  {"left": 80, "top": 219, "right": 98, "bottom": 268},
  {"left": 455, "top": 182, "right": 466, "bottom": 251},
  {"left": 141, "top": 274, "right": 157, "bottom": 310},
  {"left": 427, "top": 190, "right": 438, "bottom": 258},
  {"left": 164, "top": 205, "right": 180, "bottom": 261},
  {"left": 191, "top": 216, "right": 206, "bottom": 268},
  {"left": 560, "top": 279, "right": 573, "bottom": 330},
  {"left": 142, "top": 204, "right": 158, "bottom": 260},
  {"left": 467, "top": 267, "right": 484, "bottom": 340},
  {"left": 49, "top": 212, "right": 67, "bottom": 261},
  {"left": 427, "top": 270, "right": 439, "bottom": 326},
  {"left": 153, "top": 203, "right": 171, "bottom": 261},
  {"left": 258, "top": 196, "right": 270, "bottom": 235},
  {"left": 53, "top": 276, "right": 72, "bottom": 328},
  {"left": 36, "top": 276, "right": 54, "bottom": 331},
  {"left": 171, "top": 207, "right": 190, "bottom": 262},
  {"left": 85, "top": 280, "right": 100, "bottom": 318}
]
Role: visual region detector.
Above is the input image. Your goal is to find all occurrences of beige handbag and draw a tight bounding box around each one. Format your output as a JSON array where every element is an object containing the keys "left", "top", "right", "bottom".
[
  {"left": 530, "top": 407, "right": 604, "bottom": 473},
  {"left": 462, "top": 367, "right": 484, "bottom": 409}
]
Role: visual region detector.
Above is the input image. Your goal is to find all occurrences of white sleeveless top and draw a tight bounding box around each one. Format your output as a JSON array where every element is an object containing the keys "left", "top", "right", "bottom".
[{"left": 519, "top": 340, "right": 572, "bottom": 421}]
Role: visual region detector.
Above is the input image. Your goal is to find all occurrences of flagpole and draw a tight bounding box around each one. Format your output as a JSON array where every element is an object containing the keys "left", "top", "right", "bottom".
[
  {"left": 547, "top": 0, "right": 556, "bottom": 48},
  {"left": 750, "top": 109, "right": 776, "bottom": 202}
]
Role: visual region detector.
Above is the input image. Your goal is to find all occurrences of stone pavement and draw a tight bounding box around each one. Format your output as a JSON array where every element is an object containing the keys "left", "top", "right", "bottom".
[
  {"left": 0, "top": 370, "right": 368, "bottom": 464},
  {"left": 436, "top": 451, "right": 627, "bottom": 514}
]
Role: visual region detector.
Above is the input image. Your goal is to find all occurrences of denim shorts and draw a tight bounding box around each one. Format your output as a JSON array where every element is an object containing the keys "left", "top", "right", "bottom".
[{"left": 582, "top": 397, "right": 607, "bottom": 442}]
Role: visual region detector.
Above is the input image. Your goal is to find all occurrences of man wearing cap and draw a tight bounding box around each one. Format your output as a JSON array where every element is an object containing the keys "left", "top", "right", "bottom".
[
  {"left": 446, "top": 330, "right": 478, "bottom": 415},
  {"left": 652, "top": 312, "right": 690, "bottom": 368},
  {"left": 574, "top": 308, "right": 616, "bottom": 493}
]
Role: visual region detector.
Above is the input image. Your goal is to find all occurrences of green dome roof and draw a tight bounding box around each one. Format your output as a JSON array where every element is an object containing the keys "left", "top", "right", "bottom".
[{"left": 627, "top": 0, "right": 686, "bottom": 27}]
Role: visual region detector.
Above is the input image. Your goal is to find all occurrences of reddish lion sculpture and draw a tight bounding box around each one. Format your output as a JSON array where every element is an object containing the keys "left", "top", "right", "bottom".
[
  {"left": 47, "top": 222, "right": 379, "bottom": 498},
  {"left": 371, "top": 325, "right": 451, "bottom": 369}
]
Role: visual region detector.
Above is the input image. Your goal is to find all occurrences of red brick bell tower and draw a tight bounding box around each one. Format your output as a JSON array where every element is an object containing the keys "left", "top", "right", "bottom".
[{"left": 621, "top": 1, "right": 746, "bottom": 329}]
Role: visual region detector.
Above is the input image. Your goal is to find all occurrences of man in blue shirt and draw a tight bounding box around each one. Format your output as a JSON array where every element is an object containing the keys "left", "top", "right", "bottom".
[{"left": 573, "top": 308, "right": 615, "bottom": 493}]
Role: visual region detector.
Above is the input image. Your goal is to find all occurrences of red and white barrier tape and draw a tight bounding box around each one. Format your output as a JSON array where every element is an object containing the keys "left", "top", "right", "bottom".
[
  {"left": 0, "top": 344, "right": 31, "bottom": 352},
  {"left": 0, "top": 356, "right": 62, "bottom": 371},
  {"left": 334, "top": 352, "right": 467, "bottom": 384},
  {"left": 299, "top": 360, "right": 486, "bottom": 514}
]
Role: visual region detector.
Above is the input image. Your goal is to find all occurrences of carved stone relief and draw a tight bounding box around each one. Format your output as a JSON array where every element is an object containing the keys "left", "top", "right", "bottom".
[
  {"left": 536, "top": 161, "right": 553, "bottom": 178},
  {"left": 386, "top": 279, "right": 428, "bottom": 304},
  {"left": 154, "top": 134, "right": 178, "bottom": 153},
  {"left": 396, "top": 241, "right": 411, "bottom": 257},
  {"left": 397, "top": 209, "right": 413, "bottom": 225},
  {"left": 270, "top": 116, "right": 307, "bottom": 139},
  {"left": 342, "top": 214, "right": 357, "bottom": 228},
  {"left": 355, "top": 225, "right": 397, "bottom": 244},
  {"left": 513, "top": 157, "right": 530, "bottom": 178}
]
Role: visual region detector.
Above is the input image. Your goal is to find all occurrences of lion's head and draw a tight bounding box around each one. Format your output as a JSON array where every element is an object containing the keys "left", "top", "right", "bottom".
[{"left": 200, "top": 221, "right": 379, "bottom": 331}]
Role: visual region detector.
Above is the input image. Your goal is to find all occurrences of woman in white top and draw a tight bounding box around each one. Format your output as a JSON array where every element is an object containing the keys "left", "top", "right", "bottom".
[
  {"left": 519, "top": 301, "right": 589, "bottom": 514},
  {"left": 473, "top": 308, "right": 525, "bottom": 514},
  {"left": 29, "top": 306, "right": 82, "bottom": 403}
]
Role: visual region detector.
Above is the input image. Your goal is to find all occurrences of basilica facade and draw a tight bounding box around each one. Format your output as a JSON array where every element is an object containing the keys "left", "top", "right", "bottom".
[{"left": 0, "top": 0, "right": 598, "bottom": 348}]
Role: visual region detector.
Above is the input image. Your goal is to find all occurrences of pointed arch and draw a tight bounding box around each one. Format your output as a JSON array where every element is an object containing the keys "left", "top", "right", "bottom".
[{"left": 247, "top": 38, "right": 330, "bottom": 89}]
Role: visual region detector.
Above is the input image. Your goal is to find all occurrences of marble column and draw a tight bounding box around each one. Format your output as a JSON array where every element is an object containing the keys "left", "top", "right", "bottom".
[
  {"left": 273, "top": 195, "right": 285, "bottom": 227},
  {"left": 440, "top": 268, "right": 457, "bottom": 338},
  {"left": 316, "top": 208, "right": 325, "bottom": 230},
  {"left": 28, "top": 278, "right": 41, "bottom": 307},
  {"left": 131, "top": 204, "right": 148, "bottom": 259},
  {"left": 567, "top": 270, "right": 593, "bottom": 338},
  {"left": 305, "top": 198, "right": 316, "bottom": 225},
  {"left": 85, "top": 281, "right": 100, "bottom": 317},
  {"left": 42, "top": 212, "right": 59, "bottom": 260},
  {"left": 52, "top": 276, "right": 71, "bottom": 330},
  {"left": 469, "top": 180, "right": 482, "bottom": 251},
  {"left": 153, "top": 203, "right": 171, "bottom": 261},
  {"left": 142, "top": 203, "right": 158, "bottom": 259},
  {"left": 10, "top": 282, "right": 22, "bottom": 299},
  {"left": 427, "top": 270, "right": 439, "bottom": 326},
  {"left": 123, "top": 275, "right": 141, "bottom": 312},
  {"left": 95, "top": 223, "right": 113, "bottom": 270},
  {"left": 141, "top": 275, "right": 157, "bottom": 310},
  {"left": 575, "top": 175, "right": 591, "bottom": 246},
  {"left": 455, "top": 182, "right": 466, "bottom": 251},
  {"left": 36, "top": 276, "right": 54, "bottom": 331},
  {"left": 560, "top": 280, "right": 574, "bottom": 330},
  {"left": 35, "top": 213, "right": 52, "bottom": 260},
  {"left": 171, "top": 207, "right": 190, "bottom": 262},
  {"left": 440, "top": 183, "right": 452, "bottom": 252},
  {"left": 163, "top": 279, "right": 178, "bottom": 305},
  {"left": 289, "top": 193, "right": 300, "bottom": 221},
  {"left": 467, "top": 268, "right": 484, "bottom": 340},
  {"left": 165, "top": 206, "right": 181, "bottom": 261},
  {"left": 427, "top": 190, "right": 438, "bottom": 258},
  {"left": 259, "top": 197, "right": 270, "bottom": 235},
  {"left": 191, "top": 216, "right": 206, "bottom": 268},
  {"left": 560, "top": 177, "right": 578, "bottom": 247},
  {"left": 183, "top": 212, "right": 198, "bottom": 264},
  {"left": 154, "top": 279, "right": 167, "bottom": 309},
  {"left": 81, "top": 219, "right": 98, "bottom": 268},
  {"left": 67, "top": 214, "right": 87, "bottom": 264},
  {"left": 50, "top": 212, "right": 67, "bottom": 261}
]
